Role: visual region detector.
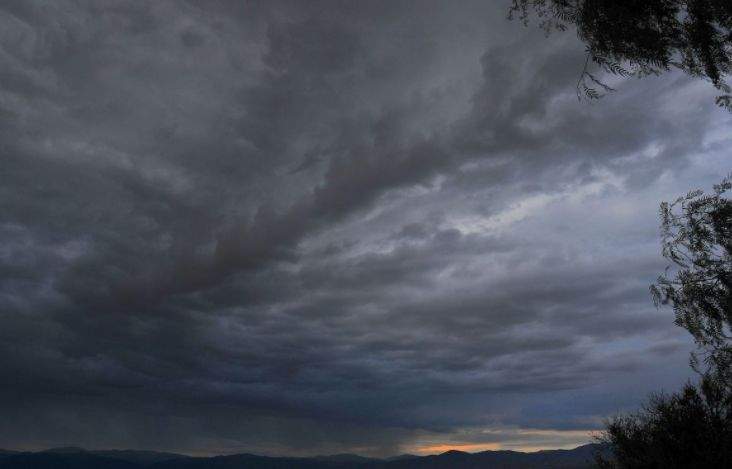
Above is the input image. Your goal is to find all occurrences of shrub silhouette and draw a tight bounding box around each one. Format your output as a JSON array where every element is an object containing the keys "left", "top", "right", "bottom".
[{"left": 596, "top": 375, "right": 732, "bottom": 468}]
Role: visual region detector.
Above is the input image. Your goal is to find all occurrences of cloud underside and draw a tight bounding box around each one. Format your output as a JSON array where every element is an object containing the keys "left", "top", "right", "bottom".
[{"left": 0, "top": 0, "right": 729, "bottom": 457}]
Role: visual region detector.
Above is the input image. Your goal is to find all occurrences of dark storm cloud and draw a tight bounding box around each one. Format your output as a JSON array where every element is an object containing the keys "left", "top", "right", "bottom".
[{"left": 1, "top": 0, "right": 730, "bottom": 457}]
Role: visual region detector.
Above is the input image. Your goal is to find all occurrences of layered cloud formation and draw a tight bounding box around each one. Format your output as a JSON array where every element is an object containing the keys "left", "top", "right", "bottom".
[{"left": 0, "top": 0, "right": 730, "bottom": 457}]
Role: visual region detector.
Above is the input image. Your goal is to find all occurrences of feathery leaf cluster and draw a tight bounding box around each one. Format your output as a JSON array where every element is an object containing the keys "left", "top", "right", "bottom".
[{"left": 510, "top": 0, "right": 732, "bottom": 108}]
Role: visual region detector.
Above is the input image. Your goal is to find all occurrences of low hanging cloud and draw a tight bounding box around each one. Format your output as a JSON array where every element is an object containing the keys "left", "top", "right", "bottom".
[{"left": 1, "top": 0, "right": 730, "bottom": 457}]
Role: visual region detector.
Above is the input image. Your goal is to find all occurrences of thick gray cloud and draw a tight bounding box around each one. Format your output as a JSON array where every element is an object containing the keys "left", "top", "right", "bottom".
[{"left": 1, "top": 0, "right": 730, "bottom": 458}]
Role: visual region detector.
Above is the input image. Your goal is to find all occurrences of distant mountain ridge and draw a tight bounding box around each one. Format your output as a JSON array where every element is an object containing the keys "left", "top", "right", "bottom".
[{"left": 0, "top": 443, "right": 607, "bottom": 468}]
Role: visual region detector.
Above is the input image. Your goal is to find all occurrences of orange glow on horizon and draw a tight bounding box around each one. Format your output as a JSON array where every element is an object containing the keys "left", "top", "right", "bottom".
[
  {"left": 413, "top": 442, "right": 501, "bottom": 455},
  {"left": 408, "top": 428, "right": 596, "bottom": 456}
]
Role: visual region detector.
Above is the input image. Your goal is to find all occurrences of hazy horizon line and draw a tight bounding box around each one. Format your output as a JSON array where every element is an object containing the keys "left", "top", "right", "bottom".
[{"left": 1, "top": 440, "right": 602, "bottom": 460}]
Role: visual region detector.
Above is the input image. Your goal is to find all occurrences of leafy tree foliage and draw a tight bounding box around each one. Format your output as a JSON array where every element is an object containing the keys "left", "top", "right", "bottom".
[
  {"left": 510, "top": 0, "right": 732, "bottom": 109},
  {"left": 596, "top": 179, "right": 732, "bottom": 468},
  {"left": 596, "top": 375, "right": 732, "bottom": 469},
  {"left": 651, "top": 177, "right": 732, "bottom": 380}
]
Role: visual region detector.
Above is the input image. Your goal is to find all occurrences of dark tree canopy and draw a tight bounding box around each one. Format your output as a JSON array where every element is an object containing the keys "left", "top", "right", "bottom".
[
  {"left": 596, "top": 376, "right": 732, "bottom": 469},
  {"left": 651, "top": 177, "right": 732, "bottom": 379},
  {"left": 510, "top": 0, "right": 732, "bottom": 109}
]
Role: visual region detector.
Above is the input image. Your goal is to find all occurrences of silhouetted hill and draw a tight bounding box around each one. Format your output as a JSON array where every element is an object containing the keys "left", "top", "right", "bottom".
[
  {"left": 0, "top": 452, "right": 140, "bottom": 469},
  {"left": 377, "top": 444, "right": 606, "bottom": 468},
  {"left": 151, "top": 453, "right": 348, "bottom": 469},
  {"left": 42, "top": 447, "right": 88, "bottom": 454},
  {"left": 0, "top": 444, "right": 606, "bottom": 468},
  {"left": 0, "top": 448, "right": 186, "bottom": 469},
  {"left": 92, "top": 450, "right": 187, "bottom": 465},
  {"left": 386, "top": 454, "right": 419, "bottom": 461},
  {"left": 314, "top": 454, "right": 380, "bottom": 464}
]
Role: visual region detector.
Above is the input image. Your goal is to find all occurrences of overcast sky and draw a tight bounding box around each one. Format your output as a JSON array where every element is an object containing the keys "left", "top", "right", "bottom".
[{"left": 1, "top": 0, "right": 730, "bottom": 458}]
